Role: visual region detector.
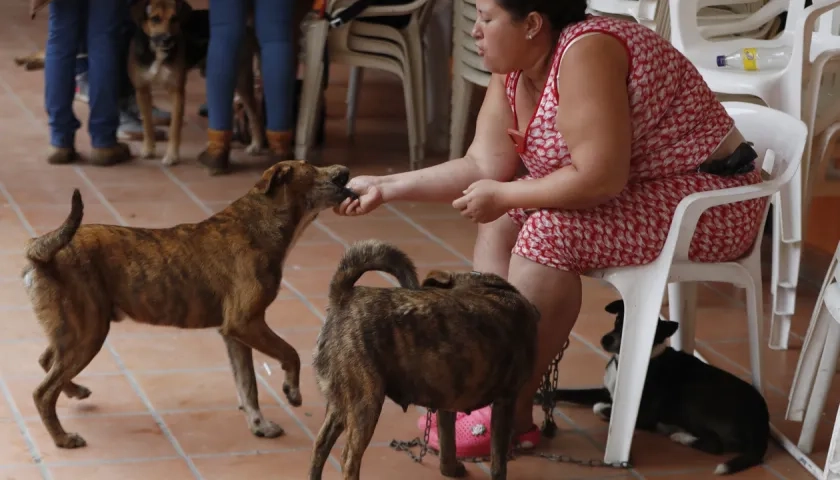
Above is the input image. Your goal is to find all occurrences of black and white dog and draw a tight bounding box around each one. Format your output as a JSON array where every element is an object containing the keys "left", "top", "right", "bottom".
[{"left": 536, "top": 299, "right": 770, "bottom": 476}]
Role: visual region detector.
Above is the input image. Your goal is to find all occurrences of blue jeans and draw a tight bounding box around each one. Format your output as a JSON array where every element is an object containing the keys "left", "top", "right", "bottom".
[
  {"left": 206, "top": 0, "right": 297, "bottom": 132},
  {"left": 45, "top": 0, "right": 124, "bottom": 149}
]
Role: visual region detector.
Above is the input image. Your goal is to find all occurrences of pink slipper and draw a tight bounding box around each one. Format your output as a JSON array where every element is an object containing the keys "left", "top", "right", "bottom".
[{"left": 423, "top": 406, "right": 541, "bottom": 458}]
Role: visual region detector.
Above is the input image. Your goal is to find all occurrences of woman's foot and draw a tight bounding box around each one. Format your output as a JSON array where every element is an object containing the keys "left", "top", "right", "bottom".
[
  {"left": 46, "top": 146, "right": 81, "bottom": 165},
  {"left": 419, "top": 406, "right": 541, "bottom": 458},
  {"left": 89, "top": 142, "right": 132, "bottom": 166}
]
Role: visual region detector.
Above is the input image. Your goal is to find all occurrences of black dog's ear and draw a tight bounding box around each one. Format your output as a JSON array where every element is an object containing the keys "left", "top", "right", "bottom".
[
  {"left": 657, "top": 320, "right": 680, "bottom": 340},
  {"left": 259, "top": 164, "right": 293, "bottom": 195},
  {"left": 176, "top": 0, "right": 193, "bottom": 21},
  {"left": 604, "top": 299, "right": 624, "bottom": 315},
  {"left": 422, "top": 270, "right": 453, "bottom": 288}
]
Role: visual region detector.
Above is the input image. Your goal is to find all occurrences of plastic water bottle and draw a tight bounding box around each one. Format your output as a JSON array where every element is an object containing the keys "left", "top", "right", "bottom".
[{"left": 716, "top": 46, "right": 792, "bottom": 71}]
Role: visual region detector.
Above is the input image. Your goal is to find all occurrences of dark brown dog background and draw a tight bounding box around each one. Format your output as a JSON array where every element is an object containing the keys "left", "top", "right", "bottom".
[{"left": 310, "top": 239, "right": 540, "bottom": 480}]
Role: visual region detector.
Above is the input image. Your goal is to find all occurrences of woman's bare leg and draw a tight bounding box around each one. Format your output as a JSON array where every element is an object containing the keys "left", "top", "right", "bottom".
[{"left": 506, "top": 254, "right": 582, "bottom": 433}]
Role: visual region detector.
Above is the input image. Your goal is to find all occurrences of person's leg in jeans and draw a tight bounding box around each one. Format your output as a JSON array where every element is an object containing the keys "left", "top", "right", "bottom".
[
  {"left": 198, "top": 0, "right": 246, "bottom": 173},
  {"left": 44, "top": 0, "right": 85, "bottom": 164},
  {"left": 85, "top": 0, "right": 131, "bottom": 165},
  {"left": 255, "top": 0, "right": 297, "bottom": 158}
]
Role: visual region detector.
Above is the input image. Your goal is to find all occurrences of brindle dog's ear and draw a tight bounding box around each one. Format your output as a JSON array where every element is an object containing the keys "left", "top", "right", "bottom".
[
  {"left": 422, "top": 270, "right": 453, "bottom": 288},
  {"left": 130, "top": 0, "right": 148, "bottom": 25},
  {"left": 604, "top": 299, "right": 624, "bottom": 315},
  {"left": 261, "top": 164, "right": 293, "bottom": 195}
]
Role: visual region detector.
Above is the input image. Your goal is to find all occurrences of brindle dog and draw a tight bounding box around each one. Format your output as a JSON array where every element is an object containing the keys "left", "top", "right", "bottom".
[
  {"left": 128, "top": 0, "right": 264, "bottom": 167},
  {"left": 22, "top": 160, "right": 357, "bottom": 449},
  {"left": 309, "top": 240, "right": 540, "bottom": 480}
]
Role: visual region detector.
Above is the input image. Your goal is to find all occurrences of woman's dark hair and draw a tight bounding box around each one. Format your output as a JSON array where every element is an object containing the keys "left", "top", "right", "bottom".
[{"left": 495, "top": 0, "right": 588, "bottom": 31}]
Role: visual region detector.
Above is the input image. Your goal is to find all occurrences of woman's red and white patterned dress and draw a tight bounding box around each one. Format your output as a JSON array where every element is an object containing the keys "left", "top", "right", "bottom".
[{"left": 503, "top": 15, "right": 766, "bottom": 274}]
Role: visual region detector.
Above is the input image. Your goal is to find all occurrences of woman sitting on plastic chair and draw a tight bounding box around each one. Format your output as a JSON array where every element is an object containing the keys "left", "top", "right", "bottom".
[
  {"left": 199, "top": 0, "right": 298, "bottom": 173},
  {"left": 333, "top": 0, "right": 768, "bottom": 457}
]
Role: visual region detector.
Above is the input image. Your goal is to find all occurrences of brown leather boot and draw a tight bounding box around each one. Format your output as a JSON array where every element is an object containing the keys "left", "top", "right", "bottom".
[
  {"left": 198, "top": 129, "right": 232, "bottom": 176},
  {"left": 89, "top": 142, "right": 131, "bottom": 166},
  {"left": 266, "top": 130, "right": 293, "bottom": 160},
  {"left": 46, "top": 146, "right": 81, "bottom": 165}
]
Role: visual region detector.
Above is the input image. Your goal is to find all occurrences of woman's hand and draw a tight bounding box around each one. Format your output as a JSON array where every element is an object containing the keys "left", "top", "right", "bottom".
[
  {"left": 334, "top": 176, "right": 384, "bottom": 216},
  {"left": 452, "top": 179, "right": 509, "bottom": 224}
]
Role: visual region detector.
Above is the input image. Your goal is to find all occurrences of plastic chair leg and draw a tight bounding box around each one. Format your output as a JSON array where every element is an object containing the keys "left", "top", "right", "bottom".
[
  {"left": 667, "top": 282, "right": 698, "bottom": 353},
  {"left": 295, "top": 20, "right": 330, "bottom": 161},
  {"left": 448, "top": 72, "right": 473, "bottom": 160},
  {"left": 798, "top": 314, "right": 840, "bottom": 454},
  {"left": 346, "top": 66, "right": 363, "bottom": 138},
  {"left": 604, "top": 273, "right": 668, "bottom": 464}
]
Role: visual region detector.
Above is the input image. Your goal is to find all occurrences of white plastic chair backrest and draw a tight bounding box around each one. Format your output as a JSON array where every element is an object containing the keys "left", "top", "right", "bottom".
[{"left": 726, "top": 102, "right": 807, "bottom": 185}]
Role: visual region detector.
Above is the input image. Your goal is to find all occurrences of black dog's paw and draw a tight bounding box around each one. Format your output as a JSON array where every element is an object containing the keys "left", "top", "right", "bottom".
[{"left": 593, "top": 402, "right": 612, "bottom": 421}]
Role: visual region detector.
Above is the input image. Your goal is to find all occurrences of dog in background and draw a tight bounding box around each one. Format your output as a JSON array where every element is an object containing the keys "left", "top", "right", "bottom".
[
  {"left": 128, "top": 0, "right": 264, "bottom": 167},
  {"left": 535, "top": 299, "right": 770, "bottom": 476},
  {"left": 309, "top": 240, "right": 540, "bottom": 480},
  {"left": 22, "top": 160, "right": 357, "bottom": 449}
]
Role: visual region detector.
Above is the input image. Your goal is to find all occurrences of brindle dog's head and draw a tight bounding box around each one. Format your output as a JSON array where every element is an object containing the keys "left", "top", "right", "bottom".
[
  {"left": 131, "top": 0, "right": 192, "bottom": 53},
  {"left": 253, "top": 160, "right": 357, "bottom": 212},
  {"left": 421, "top": 270, "right": 521, "bottom": 294}
]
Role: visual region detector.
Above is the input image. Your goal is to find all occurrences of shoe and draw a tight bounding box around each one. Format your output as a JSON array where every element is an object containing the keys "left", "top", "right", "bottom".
[
  {"left": 122, "top": 95, "right": 171, "bottom": 127},
  {"left": 89, "top": 142, "right": 132, "bottom": 166},
  {"left": 420, "top": 406, "right": 541, "bottom": 458},
  {"left": 266, "top": 130, "right": 292, "bottom": 160},
  {"left": 198, "top": 129, "right": 232, "bottom": 176},
  {"left": 46, "top": 146, "right": 81, "bottom": 165}
]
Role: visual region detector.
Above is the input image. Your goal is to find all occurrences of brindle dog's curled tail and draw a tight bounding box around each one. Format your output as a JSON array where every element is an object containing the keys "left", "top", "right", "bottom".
[
  {"left": 25, "top": 189, "right": 83, "bottom": 264},
  {"left": 329, "top": 240, "right": 420, "bottom": 305}
]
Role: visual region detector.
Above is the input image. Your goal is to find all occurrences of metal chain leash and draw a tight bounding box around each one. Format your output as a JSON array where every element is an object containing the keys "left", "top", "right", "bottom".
[{"left": 389, "top": 339, "right": 633, "bottom": 470}]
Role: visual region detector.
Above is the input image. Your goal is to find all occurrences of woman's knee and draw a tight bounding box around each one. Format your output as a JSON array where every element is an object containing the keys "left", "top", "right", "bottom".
[
  {"left": 253, "top": 0, "right": 296, "bottom": 44},
  {"left": 208, "top": 0, "right": 247, "bottom": 41},
  {"left": 473, "top": 214, "right": 520, "bottom": 276}
]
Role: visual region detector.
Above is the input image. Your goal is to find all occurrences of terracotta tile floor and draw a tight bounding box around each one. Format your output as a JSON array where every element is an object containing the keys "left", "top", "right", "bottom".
[{"left": 0, "top": 1, "right": 837, "bottom": 479}]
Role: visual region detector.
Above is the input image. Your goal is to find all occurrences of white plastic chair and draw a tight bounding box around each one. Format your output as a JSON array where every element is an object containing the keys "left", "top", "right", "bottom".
[
  {"left": 670, "top": 0, "right": 840, "bottom": 351},
  {"left": 586, "top": 102, "right": 808, "bottom": 465},
  {"left": 295, "top": 0, "right": 431, "bottom": 170},
  {"left": 343, "top": 0, "right": 439, "bottom": 151},
  {"left": 448, "top": 0, "right": 490, "bottom": 159},
  {"left": 783, "top": 242, "right": 840, "bottom": 478}
]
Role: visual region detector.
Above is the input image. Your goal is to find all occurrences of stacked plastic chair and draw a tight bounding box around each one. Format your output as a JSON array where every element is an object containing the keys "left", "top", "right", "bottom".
[{"left": 669, "top": 0, "right": 840, "bottom": 351}]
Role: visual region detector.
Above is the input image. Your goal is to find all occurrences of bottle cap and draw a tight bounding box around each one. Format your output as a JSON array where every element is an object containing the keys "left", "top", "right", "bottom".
[{"left": 716, "top": 55, "right": 726, "bottom": 67}]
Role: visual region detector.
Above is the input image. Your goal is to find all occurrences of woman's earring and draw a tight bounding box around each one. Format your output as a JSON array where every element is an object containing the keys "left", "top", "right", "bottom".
[{"left": 526, "top": 33, "right": 534, "bottom": 40}]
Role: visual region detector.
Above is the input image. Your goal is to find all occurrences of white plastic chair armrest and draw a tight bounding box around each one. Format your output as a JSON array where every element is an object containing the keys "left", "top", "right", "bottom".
[{"left": 659, "top": 151, "right": 791, "bottom": 263}]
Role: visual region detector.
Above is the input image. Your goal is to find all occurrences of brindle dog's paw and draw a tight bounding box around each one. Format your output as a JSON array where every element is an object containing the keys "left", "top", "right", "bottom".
[
  {"left": 65, "top": 384, "right": 91, "bottom": 400},
  {"left": 440, "top": 461, "right": 467, "bottom": 478},
  {"left": 251, "top": 419, "right": 285, "bottom": 438},
  {"left": 56, "top": 432, "right": 87, "bottom": 449},
  {"left": 283, "top": 383, "right": 302, "bottom": 407}
]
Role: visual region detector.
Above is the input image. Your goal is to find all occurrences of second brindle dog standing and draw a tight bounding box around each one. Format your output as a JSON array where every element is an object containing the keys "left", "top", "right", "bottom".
[
  {"left": 22, "top": 160, "right": 357, "bottom": 449},
  {"left": 128, "top": 0, "right": 265, "bottom": 169},
  {"left": 310, "top": 240, "right": 541, "bottom": 480}
]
